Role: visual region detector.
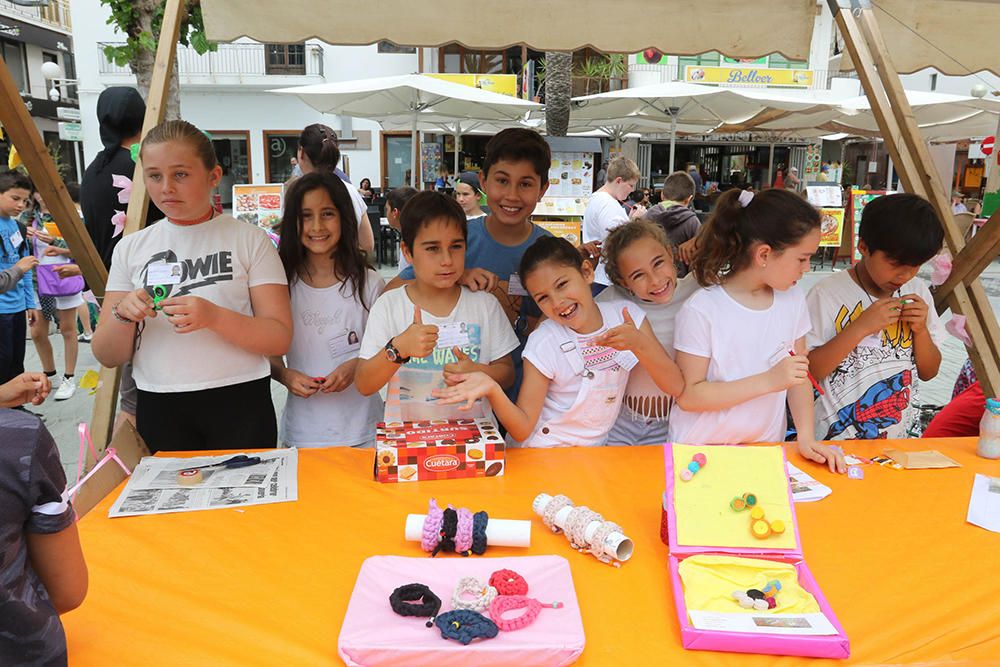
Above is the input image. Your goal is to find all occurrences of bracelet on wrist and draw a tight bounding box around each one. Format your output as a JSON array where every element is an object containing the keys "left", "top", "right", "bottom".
[{"left": 112, "top": 303, "right": 134, "bottom": 324}]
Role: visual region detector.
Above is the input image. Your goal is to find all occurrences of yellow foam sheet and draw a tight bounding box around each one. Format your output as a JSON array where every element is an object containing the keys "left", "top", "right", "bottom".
[
  {"left": 678, "top": 554, "right": 821, "bottom": 614},
  {"left": 673, "top": 444, "right": 798, "bottom": 550}
]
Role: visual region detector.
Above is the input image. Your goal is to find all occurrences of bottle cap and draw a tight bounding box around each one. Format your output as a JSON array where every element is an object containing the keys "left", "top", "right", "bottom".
[{"left": 986, "top": 398, "right": 1000, "bottom": 415}]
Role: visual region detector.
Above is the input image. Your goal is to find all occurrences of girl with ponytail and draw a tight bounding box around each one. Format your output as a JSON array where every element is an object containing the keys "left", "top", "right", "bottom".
[{"left": 671, "top": 188, "right": 846, "bottom": 473}]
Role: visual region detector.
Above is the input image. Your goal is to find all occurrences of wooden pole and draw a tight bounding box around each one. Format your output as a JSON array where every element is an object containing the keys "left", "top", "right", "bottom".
[
  {"left": 0, "top": 62, "right": 107, "bottom": 295},
  {"left": 829, "top": 0, "right": 1000, "bottom": 396},
  {"left": 88, "top": 0, "right": 187, "bottom": 452}
]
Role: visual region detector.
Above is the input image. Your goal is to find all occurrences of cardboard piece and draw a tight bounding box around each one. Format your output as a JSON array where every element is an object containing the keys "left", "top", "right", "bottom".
[
  {"left": 663, "top": 443, "right": 850, "bottom": 659},
  {"left": 883, "top": 449, "right": 961, "bottom": 470},
  {"left": 73, "top": 422, "right": 150, "bottom": 519}
]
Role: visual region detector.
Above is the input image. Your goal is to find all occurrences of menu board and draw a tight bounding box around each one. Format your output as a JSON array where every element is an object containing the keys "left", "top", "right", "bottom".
[
  {"left": 233, "top": 184, "right": 284, "bottom": 231},
  {"left": 534, "top": 196, "right": 588, "bottom": 217},
  {"left": 547, "top": 152, "right": 594, "bottom": 197},
  {"left": 848, "top": 190, "right": 888, "bottom": 262},
  {"left": 818, "top": 208, "right": 845, "bottom": 247}
]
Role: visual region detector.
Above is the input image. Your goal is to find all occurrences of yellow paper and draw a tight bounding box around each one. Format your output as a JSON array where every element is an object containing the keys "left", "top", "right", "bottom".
[
  {"left": 673, "top": 444, "right": 798, "bottom": 550},
  {"left": 678, "top": 554, "right": 821, "bottom": 614}
]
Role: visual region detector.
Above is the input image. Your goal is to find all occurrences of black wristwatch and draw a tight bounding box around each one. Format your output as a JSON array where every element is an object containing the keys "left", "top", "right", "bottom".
[{"left": 384, "top": 337, "right": 410, "bottom": 364}]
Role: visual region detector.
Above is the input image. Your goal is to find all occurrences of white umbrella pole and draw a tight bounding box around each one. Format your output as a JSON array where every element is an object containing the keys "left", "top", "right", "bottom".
[
  {"left": 887, "top": 156, "right": 894, "bottom": 190},
  {"left": 668, "top": 114, "right": 677, "bottom": 173},
  {"left": 768, "top": 143, "right": 775, "bottom": 186},
  {"left": 454, "top": 125, "right": 461, "bottom": 177},
  {"left": 411, "top": 110, "right": 419, "bottom": 188}
]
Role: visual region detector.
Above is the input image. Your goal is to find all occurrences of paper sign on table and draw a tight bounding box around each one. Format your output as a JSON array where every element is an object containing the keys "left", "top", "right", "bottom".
[
  {"left": 966, "top": 474, "right": 1000, "bottom": 533},
  {"left": 883, "top": 449, "right": 961, "bottom": 469},
  {"left": 786, "top": 462, "right": 832, "bottom": 503}
]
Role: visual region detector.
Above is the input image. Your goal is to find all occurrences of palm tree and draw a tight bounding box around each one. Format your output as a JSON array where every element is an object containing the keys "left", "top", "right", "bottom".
[{"left": 544, "top": 52, "right": 572, "bottom": 137}]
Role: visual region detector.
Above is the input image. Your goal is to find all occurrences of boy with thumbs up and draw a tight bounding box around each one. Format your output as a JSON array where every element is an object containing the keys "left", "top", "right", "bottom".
[{"left": 356, "top": 192, "right": 518, "bottom": 422}]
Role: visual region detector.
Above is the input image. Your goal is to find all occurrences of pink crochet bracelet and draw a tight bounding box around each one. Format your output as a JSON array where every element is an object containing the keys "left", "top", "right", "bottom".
[
  {"left": 489, "top": 595, "right": 562, "bottom": 632},
  {"left": 454, "top": 507, "right": 474, "bottom": 555},
  {"left": 421, "top": 499, "right": 445, "bottom": 552},
  {"left": 489, "top": 569, "right": 528, "bottom": 596}
]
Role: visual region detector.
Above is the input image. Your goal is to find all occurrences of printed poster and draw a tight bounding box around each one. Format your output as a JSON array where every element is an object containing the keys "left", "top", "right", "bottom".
[
  {"left": 818, "top": 208, "right": 845, "bottom": 247},
  {"left": 233, "top": 184, "right": 284, "bottom": 232},
  {"left": 547, "top": 152, "right": 594, "bottom": 198},
  {"left": 535, "top": 218, "right": 582, "bottom": 245},
  {"left": 849, "top": 190, "right": 887, "bottom": 262}
]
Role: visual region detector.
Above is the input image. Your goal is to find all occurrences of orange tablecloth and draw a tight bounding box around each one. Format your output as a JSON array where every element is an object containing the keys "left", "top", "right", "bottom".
[{"left": 65, "top": 439, "right": 1000, "bottom": 665}]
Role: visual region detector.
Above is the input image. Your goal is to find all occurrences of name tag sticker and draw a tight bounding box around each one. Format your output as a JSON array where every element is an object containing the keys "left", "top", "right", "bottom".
[
  {"left": 146, "top": 262, "right": 183, "bottom": 286},
  {"left": 436, "top": 322, "right": 471, "bottom": 349}
]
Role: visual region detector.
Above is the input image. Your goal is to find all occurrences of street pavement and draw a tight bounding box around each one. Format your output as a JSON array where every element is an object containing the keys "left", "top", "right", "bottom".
[{"left": 23, "top": 262, "right": 1000, "bottom": 479}]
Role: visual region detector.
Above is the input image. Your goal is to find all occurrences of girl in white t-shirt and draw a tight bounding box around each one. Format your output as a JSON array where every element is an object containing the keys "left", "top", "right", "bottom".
[
  {"left": 93, "top": 120, "right": 292, "bottom": 453},
  {"left": 434, "top": 236, "right": 684, "bottom": 447},
  {"left": 271, "top": 172, "right": 385, "bottom": 447},
  {"left": 670, "top": 189, "right": 846, "bottom": 473},
  {"left": 598, "top": 219, "right": 700, "bottom": 445}
]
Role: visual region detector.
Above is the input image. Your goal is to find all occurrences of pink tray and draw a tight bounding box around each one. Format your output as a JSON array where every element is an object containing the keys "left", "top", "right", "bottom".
[{"left": 338, "top": 555, "right": 585, "bottom": 667}]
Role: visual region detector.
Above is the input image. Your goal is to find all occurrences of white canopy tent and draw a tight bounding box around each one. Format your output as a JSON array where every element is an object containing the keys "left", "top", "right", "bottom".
[{"left": 271, "top": 74, "right": 541, "bottom": 186}]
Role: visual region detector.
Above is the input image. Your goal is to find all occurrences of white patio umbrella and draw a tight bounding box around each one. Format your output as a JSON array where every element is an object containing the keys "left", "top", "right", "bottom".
[
  {"left": 571, "top": 82, "right": 840, "bottom": 172},
  {"left": 271, "top": 74, "right": 541, "bottom": 187}
]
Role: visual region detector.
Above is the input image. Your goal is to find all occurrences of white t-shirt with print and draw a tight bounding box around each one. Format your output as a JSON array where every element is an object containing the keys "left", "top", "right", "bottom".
[
  {"left": 806, "top": 270, "right": 945, "bottom": 440},
  {"left": 281, "top": 270, "right": 385, "bottom": 447},
  {"left": 359, "top": 285, "right": 519, "bottom": 421},
  {"left": 106, "top": 214, "right": 288, "bottom": 392},
  {"left": 597, "top": 274, "right": 699, "bottom": 421},
  {"left": 521, "top": 299, "right": 647, "bottom": 447},
  {"left": 583, "top": 191, "right": 628, "bottom": 285},
  {"left": 669, "top": 285, "right": 811, "bottom": 445}
]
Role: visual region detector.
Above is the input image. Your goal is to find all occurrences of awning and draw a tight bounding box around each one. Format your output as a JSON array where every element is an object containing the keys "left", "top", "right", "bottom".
[{"left": 202, "top": 0, "right": 1000, "bottom": 75}]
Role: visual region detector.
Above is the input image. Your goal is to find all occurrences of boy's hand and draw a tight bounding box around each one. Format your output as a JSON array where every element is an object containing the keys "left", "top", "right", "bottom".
[
  {"left": 596, "top": 308, "right": 645, "bottom": 352},
  {"left": 394, "top": 305, "right": 438, "bottom": 359},
  {"left": 853, "top": 297, "right": 901, "bottom": 337},
  {"left": 31, "top": 229, "right": 54, "bottom": 244},
  {"left": 0, "top": 371, "right": 51, "bottom": 407},
  {"left": 54, "top": 264, "right": 81, "bottom": 278},
  {"left": 460, "top": 268, "right": 498, "bottom": 293},
  {"left": 116, "top": 288, "right": 157, "bottom": 322},
  {"left": 899, "top": 294, "right": 929, "bottom": 334},
  {"left": 629, "top": 204, "right": 647, "bottom": 220},
  {"left": 160, "top": 295, "right": 218, "bottom": 334},
  {"left": 677, "top": 236, "right": 699, "bottom": 265},
  {"left": 431, "top": 371, "right": 497, "bottom": 410},
  {"left": 766, "top": 354, "right": 809, "bottom": 392},
  {"left": 443, "top": 347, "right": 479, "bottom": 385},
  {"left": 578, "top": 241, "right": 602, "bottom": 265},
  {"left": 281, "top": 368, "right": 321, "bottom": 398},
  {"left": 321, "top": 358, "right": 358, "bottom": 393},
  {"left": 15, "top": 255, "right": 38, "bottom": 272},
  {"left": 798, "top": 439, "right": 847, "bottom": 474}
]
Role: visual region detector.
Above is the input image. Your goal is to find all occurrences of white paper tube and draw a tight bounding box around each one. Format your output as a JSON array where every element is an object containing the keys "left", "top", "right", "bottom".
[
  {"left": 405, "top": 514, "right": 532, "bottom": 547},
  {"left": 533, "top": 492, "right": 634, "bottom": 562}
]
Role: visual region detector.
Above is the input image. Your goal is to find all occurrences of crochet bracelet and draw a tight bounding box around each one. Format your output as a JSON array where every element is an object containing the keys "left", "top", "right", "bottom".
[
  {"left": 421, "top": 500, "right": 490, "bottom": 556},
  {"left": 451, "top": 576, "right": 497, "bottom": 613},
  {"left": 421, "top": 499, "right": 445, "bottom": 552},
  {"left": 454, "top": 507, "right": 474, "bottom": 556},
  {"left": 489, "top": 569, "right": 528, "bottom": 597},
  {"left": 489, "top": 595, "right": 563, "bottom": 632},
  {"left": 434, "top": 609, "right": 499, "bottom": 645},
  {"left": 389, "top": 583, "right": 442, "bottom": 627},
  {"left": 431, "top": 508, "right": 458, "bottom": 557},
  {"left": 471, "top": 510, "right": 489, "bottom": 555}
]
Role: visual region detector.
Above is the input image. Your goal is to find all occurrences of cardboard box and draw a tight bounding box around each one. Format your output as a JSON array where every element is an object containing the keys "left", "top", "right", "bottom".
[
  {"left": 663, "top": 442, "right": 849, "bottom": 659},
  {"left": 374, "top": 417, "right": 505, "bottom": 483}
]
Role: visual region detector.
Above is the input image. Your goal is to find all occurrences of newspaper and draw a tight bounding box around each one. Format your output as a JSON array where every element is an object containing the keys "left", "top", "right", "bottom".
[
  {"left": 109, "top": 449, "right": 298, "bottom": 518},
  {"left": 786, "top": 462, "right": 832, "bottom": 503}
]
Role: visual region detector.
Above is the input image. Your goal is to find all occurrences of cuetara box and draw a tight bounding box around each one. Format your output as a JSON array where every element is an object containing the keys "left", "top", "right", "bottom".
[
  {"left": 662, "top": 442, "right": 849, "bottom": 659},
  {"left": 374, "top": 418, "right": 505, "bottom": 483}
]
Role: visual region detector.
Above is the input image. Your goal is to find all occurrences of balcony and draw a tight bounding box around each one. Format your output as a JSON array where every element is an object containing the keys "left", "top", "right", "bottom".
[
  {"left": 0, "top": 0, "right": 72, "bottom": 32},
  {"left": 97, "top": 42, "right": 325, "bottom": 88}
]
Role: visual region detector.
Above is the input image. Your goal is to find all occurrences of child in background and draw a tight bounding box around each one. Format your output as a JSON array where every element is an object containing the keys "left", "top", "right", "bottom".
[
  {"left": 645, "top": 170, "right": 702, "bottom": 278},
  {"left": 583, "top": 156, "right": 646, "bottom": 287},
  {"left": 454, "top": 171, "right": 487, "bottom": 222},
  {"left": 389, "top": 129, "right": 553, "bottom": 400},
  {"left": 24, "top": 190, "right": 85, "bottom": 400},
  {"left": 0, "top": 171, "right": 38, "bottom": 386},
  {"left": 356, "top": 192, "right": 518, "bottom": 422},
  {"left": 385, "top": 186, "right": 417, "bottom": 272},
  {"left": 671, "top": 189, "right": 845, "bottom": 473},
  {"left": 434, "top": 236, "right": 684, "bottom": 447},
  {"left": 271, "top": 172, "right": 385, "bottom": 447},
  {"left": 0, "top": 372, "right": 87, "bottom": 666},
  {"left": 807, "top": 193, "right": 945, "bottom": 440},
  {"left": 598, "top": 220, "right": 699, "bottom": 445},
  {"left": 63, "top": 182, "right": 96, "bottom": 343},
  {"left": 93, "top": 120, "right": 292, "bottom": 453}
]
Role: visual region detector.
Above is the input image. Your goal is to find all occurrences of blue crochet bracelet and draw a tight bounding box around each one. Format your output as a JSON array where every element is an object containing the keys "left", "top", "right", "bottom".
[{"left": 434, "top": 609, "right": 499, "bottom": 645}]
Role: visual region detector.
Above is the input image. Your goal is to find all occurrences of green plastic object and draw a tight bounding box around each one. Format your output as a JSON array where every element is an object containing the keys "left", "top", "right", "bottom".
[{"left": 982, "top": 191, "right": 1000, "bottom": 218}]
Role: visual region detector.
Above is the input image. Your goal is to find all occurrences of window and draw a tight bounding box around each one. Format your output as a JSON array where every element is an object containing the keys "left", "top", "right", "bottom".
[
  {"left": 677, "top": 52, "right": 721, "bottom": 71},
  {"left": 439, "top": 44, "right": 507, "bottom": 74},
  {"left": 263, "top": 131, "right": 301, "bottom": 183},
  {"left": 1, "top": 39, "right": 28, "bottom": 94},
  {"left": 265, "top": 43, "right": 306, "bottom": 75},
  {"left": 767, "top": 54, "right": 808, "bottom": 69},
  {"left": 377, "top": 41, "right": 415, "bottom": 55}
]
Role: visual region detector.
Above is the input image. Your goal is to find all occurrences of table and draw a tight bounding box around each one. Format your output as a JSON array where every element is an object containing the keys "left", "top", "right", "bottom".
[{"left": 64, "top": 439, "right": 1000, "bottom": 665}]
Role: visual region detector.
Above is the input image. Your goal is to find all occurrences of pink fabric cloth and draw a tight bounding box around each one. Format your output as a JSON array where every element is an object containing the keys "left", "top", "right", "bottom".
[{"left": 338, "top": 555, "right": 585, "bottom": 666}]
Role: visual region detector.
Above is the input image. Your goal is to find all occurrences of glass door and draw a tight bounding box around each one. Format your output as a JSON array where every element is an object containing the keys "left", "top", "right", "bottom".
[{"left": 383, "top": 134, "right": 413, "bottom": 189}]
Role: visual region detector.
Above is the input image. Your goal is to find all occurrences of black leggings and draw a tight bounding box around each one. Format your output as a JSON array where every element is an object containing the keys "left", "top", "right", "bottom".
[{"left": 136, "top": 377, "right": 277, "bottom": 454}]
